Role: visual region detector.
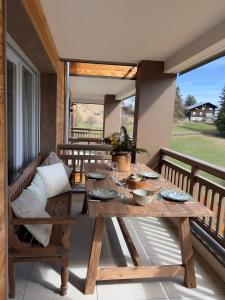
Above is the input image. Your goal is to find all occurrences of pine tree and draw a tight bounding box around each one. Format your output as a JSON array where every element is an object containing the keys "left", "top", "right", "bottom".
[
  {"left": 216, "top": 86, "right": 225, "bottom": 136},
  {"left": 174, "top": 86, "right": 185, "bottom": 119},
  {"left": 185, "top": 95, "right": 197, "bottom": 107}
]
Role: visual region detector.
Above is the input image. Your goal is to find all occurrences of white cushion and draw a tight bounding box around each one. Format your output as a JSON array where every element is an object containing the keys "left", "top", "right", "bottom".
[
  {"left": 11, "top": 190, "right": 52, "bottom": 247},
  {"left": 37, "top": 163, "right": 71, "bottom": 198},
  {"left": 41, "top": 151, "right": 73, "bottom": 178},
  {"left": 26, "top": 173, "right": 47, "bottom": 208}
]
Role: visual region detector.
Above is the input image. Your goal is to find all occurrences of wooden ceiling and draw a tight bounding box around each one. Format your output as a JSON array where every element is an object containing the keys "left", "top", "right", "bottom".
[{"left": 69, "top": 62, "right": 137, "bottom": 80}]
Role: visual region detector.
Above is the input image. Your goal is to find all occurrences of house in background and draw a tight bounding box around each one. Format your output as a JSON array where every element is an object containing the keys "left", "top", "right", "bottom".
[{"left": 185, "top": 102, "right": 217, "bottom": 123}]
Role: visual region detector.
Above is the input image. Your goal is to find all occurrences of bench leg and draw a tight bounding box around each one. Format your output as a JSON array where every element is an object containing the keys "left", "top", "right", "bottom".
[
  {"left": 178, "top": 217, "right": 196, "bottom": 288},
  {"left": 8, "top": 257, "right": 16, "bottom": 298},
  {"left": 60, "top": 256, "right": 69, "bottom": 296}
]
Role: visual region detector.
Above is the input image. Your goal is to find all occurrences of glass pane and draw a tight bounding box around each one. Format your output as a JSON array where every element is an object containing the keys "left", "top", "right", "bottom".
[
  {"left": 7, "top": 60, "right": 17, "bottom": 184},
  {"left": 22, "top": 66, "right": 33, "bottom": 167}
]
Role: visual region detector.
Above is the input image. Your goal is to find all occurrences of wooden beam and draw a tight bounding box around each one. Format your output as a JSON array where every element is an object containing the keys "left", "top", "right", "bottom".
[
  {"left": 69, "top": 62, "right": 137, "bottom": 79},
  {"left": 117, "top": 217, "right": 142, "bottom": 266},
  {"left": 97, "top": 265, "right": 185, "bottom": 281},
  {"left": 21, "top": 0, "right": 60, "bottom": 73},
  {"left": 0, "top": 0, "right": 7, "bottom": 298}
]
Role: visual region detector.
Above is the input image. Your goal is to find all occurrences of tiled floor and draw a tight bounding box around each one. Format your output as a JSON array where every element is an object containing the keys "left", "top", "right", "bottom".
[{"left": 9, "top": 194, "right": 225, "bottom": 300}]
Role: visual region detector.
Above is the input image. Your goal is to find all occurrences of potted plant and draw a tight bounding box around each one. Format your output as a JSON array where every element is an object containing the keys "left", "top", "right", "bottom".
[{"left": 104, "top": 126, "right": 147, "bottom": 172}]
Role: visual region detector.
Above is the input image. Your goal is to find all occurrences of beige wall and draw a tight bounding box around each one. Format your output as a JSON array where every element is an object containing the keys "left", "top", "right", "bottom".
[
  {"left": 103, "top": 95, "right": 121, "bottom": 137},
  {"left": 134, "top": 60, "right": 176, "bottom": 168}
]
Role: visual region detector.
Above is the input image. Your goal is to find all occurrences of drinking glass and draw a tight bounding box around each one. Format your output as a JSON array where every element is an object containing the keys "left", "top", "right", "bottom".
[
  {"left": 118, "top": 179, "right": 128, "bottom": 200},
  {"left": 111, "top": 161, "right": 118, "bottom": 181}
]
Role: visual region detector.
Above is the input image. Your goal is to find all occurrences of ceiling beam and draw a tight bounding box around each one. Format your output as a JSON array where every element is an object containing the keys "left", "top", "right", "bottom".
[
  {"left": 69, "top": 62, "right": 137, "bottom": 80},
  {"left": 165, "top": 19, "right": 225, "bottom": 74}
]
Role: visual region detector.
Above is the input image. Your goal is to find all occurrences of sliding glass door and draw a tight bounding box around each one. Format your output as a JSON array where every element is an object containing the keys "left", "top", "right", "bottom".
[{"left": 7, "top": 38, "right": 40, "bottom": 184}]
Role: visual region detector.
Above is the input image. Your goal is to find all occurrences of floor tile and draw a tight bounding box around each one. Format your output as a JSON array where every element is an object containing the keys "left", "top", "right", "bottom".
[
  {"left": 150, "top": 253, "right": 225, "bottom": 299},
  {"left": 23, "top": 262, "right": 97, "bottom": 300},
  {"left": 97, "top": 255, "right": 169, "bottom": 300},
  {"left": 8, "top": 263, "right": 33, "bottom": 300}
]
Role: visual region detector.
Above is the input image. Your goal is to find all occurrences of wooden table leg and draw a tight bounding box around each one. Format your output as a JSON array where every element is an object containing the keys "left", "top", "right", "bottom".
[
  {"left": 81, "top": 193, "right": 88, "bottom": 214},
  {"left": 84, "top": 217, "right": 105, "bottom": 294},
  {"left": 178, "top": 217, "right": 196, "bottom": 288}
]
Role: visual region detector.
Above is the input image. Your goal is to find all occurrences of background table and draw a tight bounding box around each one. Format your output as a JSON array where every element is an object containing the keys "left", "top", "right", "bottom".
[{"left": 84, "top": 163, "right": 213, "bottom": 295}]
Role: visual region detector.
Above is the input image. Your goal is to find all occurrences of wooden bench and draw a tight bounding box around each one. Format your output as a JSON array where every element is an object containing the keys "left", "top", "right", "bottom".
[{"left": 8, "top": 156, "right": 76, "bottom": 298}]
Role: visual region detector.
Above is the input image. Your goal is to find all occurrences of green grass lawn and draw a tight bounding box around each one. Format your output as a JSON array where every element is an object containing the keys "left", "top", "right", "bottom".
[
  {"left": 173, "top": 120, "right": 218, "bottom": 135},
  {"left": 171, "top": 134, "right": 225, "bottom": 186},
  {"left": 74, "top": 123, "right": 103, "bottom": 130}
]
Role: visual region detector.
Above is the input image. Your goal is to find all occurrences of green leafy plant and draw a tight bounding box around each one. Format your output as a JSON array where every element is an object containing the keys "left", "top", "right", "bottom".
[{"left": 104, "top": 126, "right": 148, "bottom": 155}]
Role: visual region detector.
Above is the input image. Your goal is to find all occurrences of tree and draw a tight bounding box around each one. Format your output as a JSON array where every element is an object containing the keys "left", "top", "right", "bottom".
[
  {"left": 185, "top": 95, "right": 197, "bottom": 107},
  {"left": 215, "top": 86, "right": 225, "bottom": 136},
  {"left": 174, "top": 86, "right": 185, "bottom": 119}
]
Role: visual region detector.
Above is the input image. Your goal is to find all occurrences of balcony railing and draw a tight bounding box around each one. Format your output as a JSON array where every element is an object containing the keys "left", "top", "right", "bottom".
[
  {"left": 160, "top": 148, "right": 225, "bottom": 250},
  {"left": 71, "top": 127, "right": 103, "bottom": 139}
]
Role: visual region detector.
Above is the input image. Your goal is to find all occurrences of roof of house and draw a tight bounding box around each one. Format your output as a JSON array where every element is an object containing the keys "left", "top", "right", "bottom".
[{"left": 186, "top": 102, "right": 217, "bottom": 110}]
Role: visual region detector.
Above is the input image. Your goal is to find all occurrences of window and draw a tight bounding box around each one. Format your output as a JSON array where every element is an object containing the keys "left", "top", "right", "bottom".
[
  {"left": 121, "top": 95, "right": 135, "bottom": 137},
  {"left": 7, "top": 37, "right": 40, "bottom": 183}
]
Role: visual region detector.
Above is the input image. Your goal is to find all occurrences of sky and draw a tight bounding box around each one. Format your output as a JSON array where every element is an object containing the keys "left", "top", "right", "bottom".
[
  {"left": 124, "top": 55, "right": 225, "bottom": 107},
  {"left": 177, "top": 56, "right": 225, "bottom": 105}
]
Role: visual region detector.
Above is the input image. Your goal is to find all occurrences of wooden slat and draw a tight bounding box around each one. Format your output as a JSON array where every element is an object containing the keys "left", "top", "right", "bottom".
[
  {"left": 69, "top": 62, "right": 137, "bottom": 80},
  {"left": 97, "top": 265, "right": 185, "bottom": 280},
  {"left": 117, "top": 217, "right": 142, "bottom": 266},
  {"left": 13, "top": 217, "right": 76, "bottom": 225}
]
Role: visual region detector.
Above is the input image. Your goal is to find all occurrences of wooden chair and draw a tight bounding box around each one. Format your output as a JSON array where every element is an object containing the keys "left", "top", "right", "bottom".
[
  {"left": 57, "top": 143, "right": 113, "bottom": 193},
  {"left": 8, "top": 156, "right": 76, "bottom": 298}
]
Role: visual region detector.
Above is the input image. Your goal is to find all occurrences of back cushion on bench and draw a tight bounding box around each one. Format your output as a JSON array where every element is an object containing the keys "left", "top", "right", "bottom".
[
  {"left": 37, "top": 163, "right": 71, "bottom": 198},
  {"left": 26, "top": 173, "right": 47, "bottom": 207},
  {"left": 11, "top": 190, "right": 52, "bottom": 247},
  {"left": 42, "top": 151, "right": 72, "bottom": 178}
]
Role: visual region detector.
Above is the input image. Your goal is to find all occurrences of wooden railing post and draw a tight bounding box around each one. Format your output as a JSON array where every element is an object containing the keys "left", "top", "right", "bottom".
[{"left": 190, "top": 166, "right": 199, "bottom": 196}]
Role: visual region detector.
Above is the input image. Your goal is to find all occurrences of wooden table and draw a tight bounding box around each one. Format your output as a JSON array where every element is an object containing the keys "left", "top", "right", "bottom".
[{"left": 83, "top": 163, "right": 213, "bottom": 295}]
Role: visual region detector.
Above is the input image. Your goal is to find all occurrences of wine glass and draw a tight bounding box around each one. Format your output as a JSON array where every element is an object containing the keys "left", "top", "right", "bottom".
[{"left": 111, "top": 161, "right": 118, "bottom": 181}]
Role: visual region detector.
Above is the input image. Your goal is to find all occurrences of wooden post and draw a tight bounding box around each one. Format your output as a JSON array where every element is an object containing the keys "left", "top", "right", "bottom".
[
  {"left": 0, "top": 0, "right": 7, "bottom": 298},
  {"left": 85, "top": 217, "right": 105, "bottom": 294},
  {"left": 178, "top": 217, "right": 196, "bottom": 288},
  {"left": 103, "top": 95, "right": 121, "bottom": 137},
  {"left": 190, "top": 166, "right": 198, "bottom": 195},
  {"left": 133, "top": 61, "right": 176, "bottom": 167}
]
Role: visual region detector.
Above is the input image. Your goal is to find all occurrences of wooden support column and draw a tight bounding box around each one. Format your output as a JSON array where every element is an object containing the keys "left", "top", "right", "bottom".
[
  {"left": 103, "top": 95, "right": 121, "bottom": 137},
  {"left": 40, "top": 73, "right": 57, "bottom": 156},
  {"left": 134, "top": 61, "right": 176, "bottom": 168},
  {"left": 0, "top": 0, "right": 7, "bottom": 298}
]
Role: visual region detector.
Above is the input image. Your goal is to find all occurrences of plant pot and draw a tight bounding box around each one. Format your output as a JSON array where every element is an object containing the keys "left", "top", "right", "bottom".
[{"left": 112, "top": 152, "right": 131, "bottom": 172}]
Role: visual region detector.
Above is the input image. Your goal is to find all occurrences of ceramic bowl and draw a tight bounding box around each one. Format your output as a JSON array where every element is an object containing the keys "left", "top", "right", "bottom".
[{"left": 132, "top": 189, "right": 156, "bottom": 206}]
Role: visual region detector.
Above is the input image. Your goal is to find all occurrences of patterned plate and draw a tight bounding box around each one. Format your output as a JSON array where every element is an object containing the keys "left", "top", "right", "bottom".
[
  {"left": 160, "top": 190, "right": 191, "bottom": 202},
  {"left": 87, "top": 173, "right": 107, "bottom": 180},
  {"left": 140, "top": 172, "right": 160, "bottom": 179},
  {"left": 89, "top": 188, "right": 119, "bottom": 200}
]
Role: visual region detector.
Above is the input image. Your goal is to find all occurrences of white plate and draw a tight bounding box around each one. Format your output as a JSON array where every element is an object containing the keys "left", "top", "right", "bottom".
[
  {"left": 87, "top": 173, "right": 107, "bottom": 180},
  {"left": 160, "top": 190, "right": 191, "bottom": 202},
  {"left": 89, "top": 188, "right": 119, "bottom": 200}
]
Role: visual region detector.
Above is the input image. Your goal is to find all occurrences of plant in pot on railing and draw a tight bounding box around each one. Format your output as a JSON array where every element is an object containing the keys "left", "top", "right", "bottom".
[{"left": 104, "top": 126, "right": 148, "bottom": 172}]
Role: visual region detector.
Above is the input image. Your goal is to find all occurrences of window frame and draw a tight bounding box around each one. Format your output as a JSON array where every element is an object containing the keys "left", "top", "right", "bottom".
[{"left": 6, "top": 35, "right": 40, "bottom": 178}]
